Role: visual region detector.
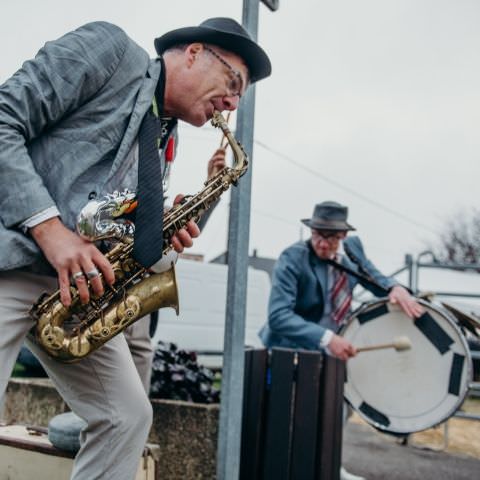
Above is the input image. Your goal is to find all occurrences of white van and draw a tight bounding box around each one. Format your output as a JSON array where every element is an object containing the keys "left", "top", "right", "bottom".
[{"left": 152, "top": 258, "right": 270, "bottom": 366}]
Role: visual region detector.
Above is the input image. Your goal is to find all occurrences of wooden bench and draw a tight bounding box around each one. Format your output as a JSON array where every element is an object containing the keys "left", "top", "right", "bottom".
[{"left": 240, "top": 348, "right": 345, "bottom": 480}]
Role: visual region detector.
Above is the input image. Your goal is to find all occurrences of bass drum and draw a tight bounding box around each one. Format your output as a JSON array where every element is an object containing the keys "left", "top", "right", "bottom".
[{"left": 341, "top": 298, "right": 472, "bottom": 435}]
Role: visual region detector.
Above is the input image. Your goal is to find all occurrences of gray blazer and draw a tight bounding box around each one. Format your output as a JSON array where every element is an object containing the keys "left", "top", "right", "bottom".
[
  {"left": 258, "top": 236, "right": 397, "bottom": 350},
  {"left": 0, "top": 22, "right": 165, "bottom": 271}
]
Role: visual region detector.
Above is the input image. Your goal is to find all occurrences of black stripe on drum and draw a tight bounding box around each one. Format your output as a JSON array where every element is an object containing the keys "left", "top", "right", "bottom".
[
  {"left": 359, "top": 402, "right": 390, "bottom": 428},
  {"left": 357, "top": 304, "right": 389, "bottom": 324},
  {"left": 415, "top": 312, "right": 454, "bottom": 355},
  {"left": 448, "top": 353, "right": 465, "bottom": 396}
]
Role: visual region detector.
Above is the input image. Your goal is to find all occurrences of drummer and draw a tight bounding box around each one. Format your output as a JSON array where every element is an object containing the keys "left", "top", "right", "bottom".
[
  {"left": 259, "top": 200, "right": 423, "bottom": 361},
  {"left": 258, "top": 201, "right": 423, "bottom": 480}
]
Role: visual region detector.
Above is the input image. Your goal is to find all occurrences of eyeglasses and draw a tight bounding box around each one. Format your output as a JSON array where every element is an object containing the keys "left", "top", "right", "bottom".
[
  {"left": 311, "top": 230, "right": 344, "bottom": 243},
  {"left": 203, "top": 46, "right": 245, "bottom": 98}
]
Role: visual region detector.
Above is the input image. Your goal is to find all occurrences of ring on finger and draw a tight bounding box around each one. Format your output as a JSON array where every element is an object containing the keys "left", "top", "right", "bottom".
[
  {"left": 72, "top": 271, "right": 84, "bottom": 281},
  {"left": 86, "top": 268, "right": 100, "bottom": 280}
]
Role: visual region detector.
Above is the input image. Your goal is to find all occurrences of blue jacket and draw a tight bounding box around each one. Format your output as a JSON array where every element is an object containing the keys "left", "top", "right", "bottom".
[
  {"left": 258, "top": 236, "right": 397, "bottom": 350},
  {"left": 0, "top": 22, "right": 171, "bottom": 272}
]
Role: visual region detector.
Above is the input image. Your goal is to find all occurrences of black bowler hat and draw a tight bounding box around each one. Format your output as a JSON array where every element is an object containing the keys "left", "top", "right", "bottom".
[
  {"left": 301, "top": 201, "right": 356, "bottom": 231},
  {"left": 154, "top": 17, "right": 272, "bottom": 83}
]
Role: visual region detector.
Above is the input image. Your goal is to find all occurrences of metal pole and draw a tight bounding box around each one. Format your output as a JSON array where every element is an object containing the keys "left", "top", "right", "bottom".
[
  {"left": 216, "top": 1, "right": 260, "bottom": 479},
  {"left": 405, "top": 254, "right": 415, "bottom": 293},
  {"left": 411, "top": 255, "right": 419, "bottom": 295}
]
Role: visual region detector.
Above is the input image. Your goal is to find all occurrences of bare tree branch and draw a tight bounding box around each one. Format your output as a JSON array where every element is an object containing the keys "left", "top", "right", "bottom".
[{"left": 431, "top": 208, "right": 480, "bottom": 264}]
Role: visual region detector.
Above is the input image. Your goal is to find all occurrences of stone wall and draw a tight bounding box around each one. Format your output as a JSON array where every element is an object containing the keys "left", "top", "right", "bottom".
[
  {"left": 2, "top": 378, "right": 68, "bottom": 426},
  {"left": 2, "top": 378, "right": 219, "bottom": 479}
]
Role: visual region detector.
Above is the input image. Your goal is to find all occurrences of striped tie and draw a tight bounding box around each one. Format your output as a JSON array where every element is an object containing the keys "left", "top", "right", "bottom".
[{"left": 331, "top": 265, "right": 352, "bottom": 326}]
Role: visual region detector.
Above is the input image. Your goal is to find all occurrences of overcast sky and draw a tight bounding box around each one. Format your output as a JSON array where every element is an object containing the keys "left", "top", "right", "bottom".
[{"left": 1, "top": 0, "right": 479, "bottom": 285}]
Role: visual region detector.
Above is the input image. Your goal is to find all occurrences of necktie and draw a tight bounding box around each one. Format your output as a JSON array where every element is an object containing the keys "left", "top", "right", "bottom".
[
  {"left": 132, "top": 110, "right": 164, "bottom": 268},
  {"left": 331, "top": 263, "right": 352, "bottom": 326}
]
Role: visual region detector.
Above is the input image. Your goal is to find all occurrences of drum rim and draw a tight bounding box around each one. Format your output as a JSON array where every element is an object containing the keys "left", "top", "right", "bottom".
[{"left": 341, "top": 297, "right": 473, "bottom": 435}]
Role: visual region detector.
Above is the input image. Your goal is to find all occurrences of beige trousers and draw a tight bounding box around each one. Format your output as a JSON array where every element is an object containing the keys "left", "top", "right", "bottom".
[
  {"left": 0, "top": 270, "right": 153, "bottom": 480},
  {"left": 123, "top": 314, "right": 154, "bottom": 393}
]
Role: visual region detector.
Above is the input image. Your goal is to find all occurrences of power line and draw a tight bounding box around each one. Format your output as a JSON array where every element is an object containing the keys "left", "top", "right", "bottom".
[
  {"left": 178, "top": 127, "right": 439, "bottom": 236},
  {"left": 254, "top": 139, "right": 439, "bottom": 236},
  {"left": 251, "top": 208, "right": 299, "bottom": 227},
  {"left": 203, "top": 200, "right": 298, "bottom": 227}
]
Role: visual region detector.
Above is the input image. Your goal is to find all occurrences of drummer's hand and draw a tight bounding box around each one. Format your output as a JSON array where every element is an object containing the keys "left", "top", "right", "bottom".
[
  {"left": 328, "top": 334, "right": 357, "bottom": 361},
  {"left": 170, "top": 194, "right": 200, "bottom": 253},
  {"left": 389, "top": 285, "right": 424, "bottom": 319},
  {"left": 30, "top": 217, "right": 115, "bottom": 307},
  {"left": 207, "top": 148, "right": 226, "bottom": 179}
]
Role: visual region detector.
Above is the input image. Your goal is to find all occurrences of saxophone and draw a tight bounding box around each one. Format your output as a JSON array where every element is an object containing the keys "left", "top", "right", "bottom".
[{"left": 29, "top": 111, "right": 248, "bottom": 362}]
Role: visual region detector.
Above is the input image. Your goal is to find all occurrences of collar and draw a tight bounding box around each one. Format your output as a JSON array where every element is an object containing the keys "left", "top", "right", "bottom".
[{"left": 153, "top": 56, "right": 167, "bottom": 116}]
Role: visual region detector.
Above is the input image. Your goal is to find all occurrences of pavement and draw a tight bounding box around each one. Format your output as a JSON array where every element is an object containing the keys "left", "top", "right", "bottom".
[{"left": 343, "top": 422, "right": 480, "bottom": 480}]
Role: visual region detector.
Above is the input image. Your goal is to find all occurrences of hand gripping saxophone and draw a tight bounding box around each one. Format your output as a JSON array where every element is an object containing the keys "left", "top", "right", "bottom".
[{"left": 30, "top": 111, "right": 248, "bottom": 362}]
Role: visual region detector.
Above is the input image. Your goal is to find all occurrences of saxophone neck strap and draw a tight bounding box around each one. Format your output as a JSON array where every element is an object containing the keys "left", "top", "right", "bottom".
[
  {"left": 305, "top": 239, "right": 389, "bottom": 295},
  {"left": 323, "top": 256, "right": 390, "bottom": 296}
]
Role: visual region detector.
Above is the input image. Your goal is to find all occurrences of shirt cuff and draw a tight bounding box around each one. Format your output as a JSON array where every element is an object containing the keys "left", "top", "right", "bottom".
[
  {"left": 19, "top": 207, "right": 61, "bottom": 233},
  {"left": 319, "top": 329, "right": 334, "bottom": 349}
]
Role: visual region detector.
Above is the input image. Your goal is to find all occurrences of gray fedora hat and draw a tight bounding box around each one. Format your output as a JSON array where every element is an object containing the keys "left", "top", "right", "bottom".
[
  {"left": 154, "top": 17, "right": 271, "bottom": 83},
  {"left": 301, "top": 201, "right": 356, "bottom": 231}
]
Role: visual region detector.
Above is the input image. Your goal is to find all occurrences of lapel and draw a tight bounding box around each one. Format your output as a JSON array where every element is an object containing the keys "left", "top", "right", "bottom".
[
  {"left": 105, "top": 58, "right": 161, "bottom": 185},
  {"left": 307, "top": 242, "right": 329, "bottom": 297},
  {"left": 307, "top": 240, "right": 361, "bottom": 295},
  {"left": 340, "top": 253, "right": 359, "bottom": 291}
]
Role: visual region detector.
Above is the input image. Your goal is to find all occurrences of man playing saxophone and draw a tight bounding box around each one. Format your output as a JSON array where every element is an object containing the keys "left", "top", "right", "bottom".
[{"left": 0, "top": 18, "right": 271, "bottom": 480}]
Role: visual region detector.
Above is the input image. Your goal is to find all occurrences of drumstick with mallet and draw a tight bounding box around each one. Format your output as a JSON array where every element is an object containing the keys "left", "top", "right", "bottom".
[{"left": 356, "top": 335, "right": 412, "bottom": 353}]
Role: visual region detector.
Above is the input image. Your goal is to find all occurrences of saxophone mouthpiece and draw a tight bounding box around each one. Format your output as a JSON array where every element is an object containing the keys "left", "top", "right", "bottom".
[{"left": 211, "top": 111, "right": 229, "bottom": 132}]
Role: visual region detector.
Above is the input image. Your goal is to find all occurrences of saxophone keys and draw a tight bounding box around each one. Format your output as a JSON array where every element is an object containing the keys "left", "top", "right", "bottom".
[
  {"left": 89, "top": 322, "right": 113, "bottom": 340},
  {"left": 67, "top": 334, "right": 91, "bottom": 359},
  {"left": 120, "top": 258, "right": 137, "bottom": 274},
  {"left": 39, "top": 325, "right": 64, "bottom": 351},
  {"left": 116, "top": 295, "right": 141, "bottom": 327}
]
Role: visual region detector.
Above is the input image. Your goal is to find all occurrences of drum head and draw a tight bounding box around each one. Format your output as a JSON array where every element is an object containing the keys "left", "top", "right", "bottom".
[{"left": 341, "top": 298, "right": 472, "bottom": 434}]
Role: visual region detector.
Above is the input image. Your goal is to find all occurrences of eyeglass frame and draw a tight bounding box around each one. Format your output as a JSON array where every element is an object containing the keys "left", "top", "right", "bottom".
[
  {"left": 311, "top": 229, "right": 346, "bottom": 243},
  {"left": 203, "top": 45, "right": 247, "bottom": 98}
]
